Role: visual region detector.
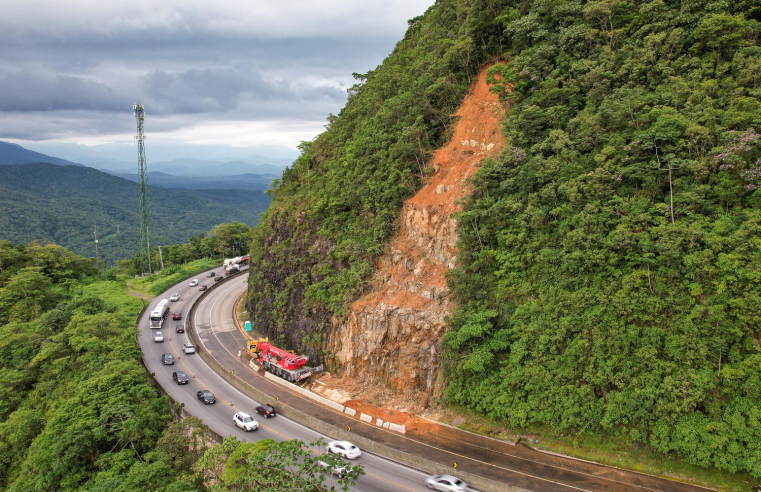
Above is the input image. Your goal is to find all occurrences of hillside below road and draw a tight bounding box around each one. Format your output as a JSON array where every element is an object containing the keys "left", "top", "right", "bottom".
[
  {"left": 193, "top": 275, "right": 716, "bottom": 492},
  {"left": 138, "top": 268, "right": 431, "bottom": 492}
]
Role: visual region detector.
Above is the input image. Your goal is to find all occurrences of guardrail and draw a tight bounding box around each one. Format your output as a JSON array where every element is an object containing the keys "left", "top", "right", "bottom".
[{"left": 185, "top": 273, "right": 523, "bottom": 492}]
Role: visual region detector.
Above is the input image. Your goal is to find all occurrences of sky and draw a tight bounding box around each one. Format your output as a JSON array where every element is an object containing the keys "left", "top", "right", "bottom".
[{"left": 0, "top": 0, "right": 434, "bottom": 162}]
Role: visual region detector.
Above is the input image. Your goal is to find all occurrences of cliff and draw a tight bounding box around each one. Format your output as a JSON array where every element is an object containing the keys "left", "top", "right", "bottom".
[{"left": 328, "top": 64, "right": 505, "bottom": 402}]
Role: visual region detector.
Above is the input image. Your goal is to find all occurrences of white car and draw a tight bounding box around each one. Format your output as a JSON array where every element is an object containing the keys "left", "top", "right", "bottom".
[
  {"left": 326, "top": 440, "right": 361, "bottom": 459},
  {"left": 153, "top": 331, "right": 164, "bottom": 343},
  {"left": 317, "top": 459, "right": 348, "bottom": 478},
  {"left": 170, "top": 293, "right": 180, "bottom": 302},
  {"left": 182, "top": 343, "right": 196, "bottom": 354},
  {"left": 189, "top": 279, "right": 198, "bottom": 287},
  {"left": 233, "top": 412, "right": 259, "bottom": 431},
  {"left": 425, "top": 474, "right": 468, "bottom": 491}
]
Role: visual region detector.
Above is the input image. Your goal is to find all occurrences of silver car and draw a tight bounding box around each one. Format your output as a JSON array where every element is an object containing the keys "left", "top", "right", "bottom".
[
  {"left": 425, "top": 474, "right": 468, "bottom": 491},
  {"left": 170, "top": 293, "right": 180, "bottom": 301},
  {"left": 153, "top": 331, "right": 164, "bottom": 343},
  {"left": 182, "top": 343, "right": 196, "bottom": 354}
]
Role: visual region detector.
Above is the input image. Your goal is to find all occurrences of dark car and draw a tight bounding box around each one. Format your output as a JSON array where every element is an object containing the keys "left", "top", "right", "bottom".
[
  {"left": 197, "top": 390, "right": 216, "bottom": 404},
  {"left": 199, "top": 285, "right": 208, "bottom": 291},
  {"left": 161, "top": 353, "right": 175, "bottom": 365},
  {"left": 175, "top": 325, "right": 185, "bottom": 333},
  {"left": 214, "top": 276, "right": 224, "bottom": 282},
  {"left": 207, "top": 271, "right": 215, "bottom": 277},
  {"left": 172, "top": 312, "right": 182, "bottom": 320},
  {"left": 255, "top": 404, "right": 277, "bottom": 418},
  {"left": 173, "top": 371, "right": 189, "bottom": 384}
]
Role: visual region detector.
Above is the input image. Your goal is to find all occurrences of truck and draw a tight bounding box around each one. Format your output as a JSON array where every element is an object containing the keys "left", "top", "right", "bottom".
[
  {"left": 223, "top": 255, "right": 250, "bottom": 273},
  {"left": 247, "top": 337, "right": 321, "bottom": 383},
  {"left": 149, "top": 299, "right": 170, "bottom": 329}
]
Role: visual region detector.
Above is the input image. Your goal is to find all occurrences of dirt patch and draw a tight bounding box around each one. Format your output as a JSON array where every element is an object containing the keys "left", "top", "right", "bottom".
[{"left": 329, "top": 61, "right": 508, "bottom": 401}]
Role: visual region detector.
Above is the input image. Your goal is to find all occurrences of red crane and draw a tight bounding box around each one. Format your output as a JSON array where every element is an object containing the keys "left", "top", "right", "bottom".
[{"left": 256, "top": 340, "right": 307, "bottom": 370}]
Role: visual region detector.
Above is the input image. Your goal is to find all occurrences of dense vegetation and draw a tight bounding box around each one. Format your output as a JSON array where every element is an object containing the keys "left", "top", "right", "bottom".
[
  {"left": 247, "top": 0, "right": 503, "bottom": 357},
  {"left": 118, "top": 222, "right": 254, "bottom": 276},
  {"left": 247, "top": 0, "right": 761, "bottom": 479},
  {"left": 0, "top": 163, "right": 267, "bottom": 265},
  {"left": 443, "top": 0, "right": 761, "bottom": 478},
  {"left": 0, "top": 240, "right": 361, "bottom": 491}
]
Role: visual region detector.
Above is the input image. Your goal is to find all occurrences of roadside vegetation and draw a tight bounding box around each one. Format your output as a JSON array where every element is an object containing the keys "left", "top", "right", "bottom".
[{"left": 0, "top": 239, "right": 362, "bottom": 491}]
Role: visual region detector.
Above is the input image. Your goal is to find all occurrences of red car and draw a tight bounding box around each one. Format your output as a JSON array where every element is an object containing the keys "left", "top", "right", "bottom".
[{"left": 172, "top": 312, "right": 182, "bottom": 320}]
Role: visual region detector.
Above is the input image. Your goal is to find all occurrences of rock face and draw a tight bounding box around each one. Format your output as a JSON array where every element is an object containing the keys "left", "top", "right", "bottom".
[{"left": 328, "top": 64, "right": 505, "bottom": 402}]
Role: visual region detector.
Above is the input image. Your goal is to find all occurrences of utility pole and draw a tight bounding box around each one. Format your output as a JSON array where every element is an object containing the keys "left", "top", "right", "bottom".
[
  {"left": 134, "top": 102, "right": 154, "bottom": 275},
  {"left": 94, "top": 223, "right": 100, "bottom": 278},
  {"left": 158, "top": 245, "right": 164, "bottom": 271}
]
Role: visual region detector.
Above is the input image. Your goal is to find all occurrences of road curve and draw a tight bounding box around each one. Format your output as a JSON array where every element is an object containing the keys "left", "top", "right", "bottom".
[
  {"left": 140, "top": 268, "right": 716, "bottom": 492},
  {"left": 138, "top": 268, "right": 435, "bottom": 492}
]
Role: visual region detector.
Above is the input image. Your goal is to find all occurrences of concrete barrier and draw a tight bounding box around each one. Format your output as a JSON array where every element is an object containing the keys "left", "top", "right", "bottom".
[
  {"left": 359, "top": 413, "right": 372, "bottom": 423},
  {"left": 376, "top": 419, "right": 384, "bottom": 427},
  {"left": 344, "top": 407, "right": 357, "bottom": 417},
  {"left": 263, "top": 371, "right": 345, "bottom": 413},
  {"left": 382, "top": 422, "right": 390, "bottom": 429},
  {"left": 389, "top": 423, "right": 406, "bottom": 434}
]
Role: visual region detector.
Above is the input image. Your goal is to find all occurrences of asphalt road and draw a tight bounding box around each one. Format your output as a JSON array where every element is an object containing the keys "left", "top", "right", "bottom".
[
  {"left": 138, "top": 268, "right": 436, "bottom": 492},
  {"left": 140, "top": 268, "right": 715, "bottom": 492}
]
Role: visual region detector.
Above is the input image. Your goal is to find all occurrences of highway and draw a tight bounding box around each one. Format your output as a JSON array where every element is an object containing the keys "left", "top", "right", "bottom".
[
  {"left": 138, "top": 268, "right": 435, "bottom": 492},
  {"left": 139, "top": 267, "right": 715, "bottom": 492}
]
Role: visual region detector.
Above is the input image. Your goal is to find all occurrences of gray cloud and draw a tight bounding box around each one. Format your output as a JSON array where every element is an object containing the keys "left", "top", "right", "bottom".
[
  {"left": 0, "top": 1, "right": 434, "bottom": 148},
  {"left": 0, "top": 72, "right": 129, "bottom": 112}
]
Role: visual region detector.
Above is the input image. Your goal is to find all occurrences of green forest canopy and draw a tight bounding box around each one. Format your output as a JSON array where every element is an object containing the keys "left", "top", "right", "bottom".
[
  {"left": 248, "top": 0, "right": 761, "bottom": 478},
  {"left": 0, "top": 241, "right": 361, "bottom": 491}
]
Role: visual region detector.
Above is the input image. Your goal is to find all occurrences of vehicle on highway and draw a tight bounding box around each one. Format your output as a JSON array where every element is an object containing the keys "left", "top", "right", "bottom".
[
  {"left": 172, "top": 312, "right": 182, "bottom": 320},
  {"left": 173, "top": 371, "right": 189, "bottom": 384},
  {"left": 170, "top": 293, "right": 180, "bottom": 302},
  {"left": 255, "top": 404, "right": 277, "bottom": 418},
  {"left": 207, "top": 271, "right": 215, "bottom": 277},
  {"left": 233, "top": 412, "right": 259, "bottom": 431},
  {"left": 175, "top": 325, "right": 185, "bottom": 333},
  {"left": 161, "top": 353, "right": 175, "bottom": 365},
  {"left": 149, "top": 299, "right": 170, "bottom": 329},
  {"left": 197, "top": 390, "right": 216, "bottom": 404},
  {"left": 317, "top": 459, "right": 348, "bottom": 478},
  {"left": 214, "top": 275, "right": 224, "bottom": 282},
  {"left": 199, "top": 284, "right": 208, "bottom": 291},
  {"left": 326, "top": 441, "right": 361, "bottom": 459},
  {"left": 154, "top": 331, "right": 164, "bottom": 342},
  {"left": 425, "top": 474, "right": 468, "bottom": 491},
  {"left": 183, "top": 343, "right": 196, "bottom": 354},
  {"left": 189, "top": 279, "right": 198, "bottom": 286}
]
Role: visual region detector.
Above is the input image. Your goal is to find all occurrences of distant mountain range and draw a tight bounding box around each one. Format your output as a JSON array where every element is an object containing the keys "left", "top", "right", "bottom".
[
  {"left": 0, "top": 141, "right": 82, "bottom": 167},
  {"left": 111, "top": 157, "right": 285, "bottom": 178},
  {"left": 110, "top": 170, "right": 274, "bottom": 191},
  {"left": 0, "top": 162, "right": 270, "bottom": 264}
]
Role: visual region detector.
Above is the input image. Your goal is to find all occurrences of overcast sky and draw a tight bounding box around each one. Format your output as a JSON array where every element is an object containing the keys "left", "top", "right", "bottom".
[{"left": 0, "top": 0, "right": 434, "bottom": 160}]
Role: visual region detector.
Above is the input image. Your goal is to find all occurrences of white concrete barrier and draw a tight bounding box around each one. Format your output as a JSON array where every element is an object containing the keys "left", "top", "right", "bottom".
[
  {"left": 382, "top": 422, "right": 390, "bottom": 429},
  {"left": 388, "top": 423, "right": 406, "bottom": 434},
  {"left": 359, "top": 413, "right": 372, "bottom": 423},
  {"left": 263, "top": 371, "right": 345, "bottom": 413},
  {"left": 344, "top": 407, "right": 357, "bottom": 416},
  {"left": 376, "top": 419, "right": 384, "bottom": 427}
]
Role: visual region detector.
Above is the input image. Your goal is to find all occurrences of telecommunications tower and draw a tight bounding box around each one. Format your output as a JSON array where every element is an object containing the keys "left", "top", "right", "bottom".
[{"left": 134, "top": 102, "right": 154, "bottom": 274}]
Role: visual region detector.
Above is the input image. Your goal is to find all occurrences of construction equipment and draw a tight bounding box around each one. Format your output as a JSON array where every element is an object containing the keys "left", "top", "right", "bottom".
[{"left": 248, "top": 337, "right": 316, "bottom": 382}]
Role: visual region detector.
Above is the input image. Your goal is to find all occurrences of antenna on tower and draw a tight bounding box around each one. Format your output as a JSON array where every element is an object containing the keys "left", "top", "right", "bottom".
[{"left": 134, "top": 102, "right": 154, "bottom": 274}]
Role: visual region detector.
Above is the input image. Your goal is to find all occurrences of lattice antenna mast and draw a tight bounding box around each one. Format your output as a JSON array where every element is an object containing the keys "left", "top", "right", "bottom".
[{"left": 134, "top": 102, "right": 154, "bottom": 274}]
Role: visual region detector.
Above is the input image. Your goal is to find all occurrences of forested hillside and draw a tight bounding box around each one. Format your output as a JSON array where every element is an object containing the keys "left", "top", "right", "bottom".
[
  {"left": 0, "top": 163, "right": 267, "bottom": 264},
  {"left": 0, "top": 242, "right": 360, "bottom": 491},
  {"left": 248, "top": 0, "right": 761, "bottom": 479}
]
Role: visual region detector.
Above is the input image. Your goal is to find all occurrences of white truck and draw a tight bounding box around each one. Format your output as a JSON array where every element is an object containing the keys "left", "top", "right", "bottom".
[
  {"left": 149, "top": 299, "right": 170, "bottom": 329},
  {"left": 223, "top": 255, "right": 249, "bottom": 272}
]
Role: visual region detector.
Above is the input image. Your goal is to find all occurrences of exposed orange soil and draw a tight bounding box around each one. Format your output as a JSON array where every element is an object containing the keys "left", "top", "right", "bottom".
[
  {"left": 352, "top": 62, "right": 505, "bottom": 314},
  {"left": 327, "top": 62, "right": 508, "bottom": 413}
]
